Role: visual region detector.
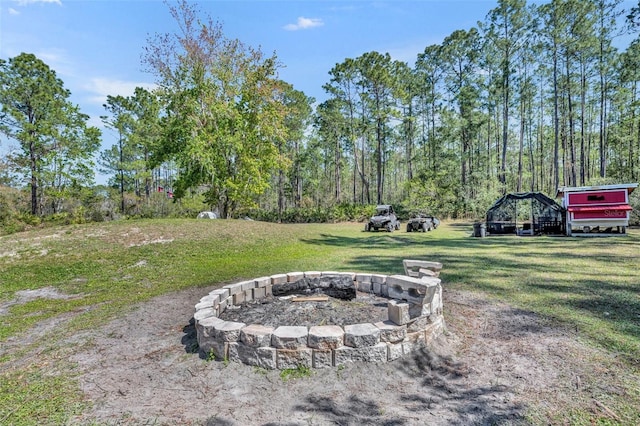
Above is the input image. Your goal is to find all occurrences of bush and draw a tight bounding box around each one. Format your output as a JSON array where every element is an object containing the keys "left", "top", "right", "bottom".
[
  {"left": 1, "top": 218, "right": 27, "bottom": 235},
  {"left": 243, "top": 203, "right": 373, "bottom": 224},
  {"left": 0, "top": 186, "right": 27, "bottom": 219},
  {"left": 630, "top": 190, "right": 640, "bottom": 226}
]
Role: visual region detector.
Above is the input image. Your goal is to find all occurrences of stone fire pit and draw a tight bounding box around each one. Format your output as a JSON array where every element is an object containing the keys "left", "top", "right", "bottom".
[{"left": 193, "top": 260, "right": 444, "bottom": 369}]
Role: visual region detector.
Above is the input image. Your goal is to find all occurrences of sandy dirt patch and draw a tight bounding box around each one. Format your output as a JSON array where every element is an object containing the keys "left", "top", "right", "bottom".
[
  {"left": 0, "top": 286, "right": 79, "bottom": 316},
  {"left": 56, "top": 285, "right": 630, "bottom": 425}
]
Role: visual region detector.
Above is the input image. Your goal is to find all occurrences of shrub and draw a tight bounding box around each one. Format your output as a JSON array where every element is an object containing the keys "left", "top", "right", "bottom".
[
  {"left": 242, "top": 203, "right": 373, "bottom": 224},
  {"left": 630, "top": 190, "right": 639, "bottom": 226}
]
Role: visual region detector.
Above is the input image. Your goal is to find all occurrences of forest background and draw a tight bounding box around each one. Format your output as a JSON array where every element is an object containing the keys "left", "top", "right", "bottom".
[{"left": 1, "top": 0, "right": 640, "bottom": 233}]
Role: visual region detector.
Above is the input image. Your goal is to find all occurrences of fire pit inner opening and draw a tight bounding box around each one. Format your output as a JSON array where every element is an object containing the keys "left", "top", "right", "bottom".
[{"left": 220, "top": 291, "right": 390, "bottom": 328}]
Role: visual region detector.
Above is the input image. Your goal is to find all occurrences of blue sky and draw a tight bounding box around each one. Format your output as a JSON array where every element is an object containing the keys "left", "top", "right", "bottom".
[
  {"left": 0, "top": 0, "right": 500, "bottom": 126},
  {"left": 0, "top": 0, "right": 636, "bottom": 183}
]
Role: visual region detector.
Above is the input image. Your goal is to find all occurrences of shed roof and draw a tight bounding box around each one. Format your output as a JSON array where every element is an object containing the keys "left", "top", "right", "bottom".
[{"left": 556, "top": 183, "right": 638, "bottom": 198}]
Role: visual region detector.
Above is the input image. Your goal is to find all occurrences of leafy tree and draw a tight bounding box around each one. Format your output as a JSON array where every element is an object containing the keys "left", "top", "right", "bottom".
[
  {"left": 615, "top": 37, "right": 640, "bottom": 181},
  {"left": 314, "top": 98, "right": 348, "bottom": 204},
  {"left": 396, "top": 63, "right": 419, "bottom": 185},
  {"left": 356, "top": 51, "right": 405, "bottom": 204},
  {"left": 440, "top": 28, "right": 483, "bottom": 194},
  {"left": 626, "top": 0, "right": 640, "bottom": 29},
  {"left": 143, "top": 0, "right": 288, "bottom": 218},
  {"left": 99, "top": 88, "right": 163, "bottom": 216},
  {"left": 100, "top": 94, "right": 134, "bottom": 213},
  {"left": 276, "top": 82, "right": 314, "bottom": 216},
  {"left": 324, "top": 58, "right": 370, "bottom": 203},
  {"left": 127, "top": 87, "right": 163, "bottom": 199},
  {"left": 484, "top": 0, "right": 532, "bottom": 186},
  {"left": 42, "top": 108, "right": 101, "bottom": 215},
  {"left": 595, "top": 0, "right": 624, "bottom": 180},
  {"left": 538, "top": 1, "right": 564, "bottom": 191},
  {"left": 414, "top": 44, "right": 445, "bottom": 175},
  {"left": 0, "top": 53, "right": 100, "bottom": 215}
]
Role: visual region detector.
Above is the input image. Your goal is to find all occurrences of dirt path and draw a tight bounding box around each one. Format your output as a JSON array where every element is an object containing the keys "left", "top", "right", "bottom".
[{"left": 65, "top": 286, "right": 622, "bottom": 425}]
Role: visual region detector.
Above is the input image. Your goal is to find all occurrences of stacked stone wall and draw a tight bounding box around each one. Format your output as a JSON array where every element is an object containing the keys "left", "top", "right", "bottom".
[{"left": 194, "top": 262, "right": 444, "bottom": 369}]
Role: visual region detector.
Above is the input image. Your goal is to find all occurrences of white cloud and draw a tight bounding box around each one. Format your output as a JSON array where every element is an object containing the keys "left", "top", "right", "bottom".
[
  {"left": 13, "top": 0, "right": 62, "bottom": 5},
  {"left": 283, "top": 17, "right": 324, "bottom": 31},
  {"left": 27, "top": 48, "right": 76, "bottom": 77},
  {"left": 84, "top": 77, "right": 156, "bottom": 105},
  {"left": 37, "top": 50, "right": 66, "bottom": 66},
  {"left": 8, "top": 7, "right": 20, "bottom": 15}
]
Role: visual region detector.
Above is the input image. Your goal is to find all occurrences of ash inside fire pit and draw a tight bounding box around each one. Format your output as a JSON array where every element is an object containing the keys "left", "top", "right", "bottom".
[{"left": 219, "top": 291, "right": 389, "bottom": 328}]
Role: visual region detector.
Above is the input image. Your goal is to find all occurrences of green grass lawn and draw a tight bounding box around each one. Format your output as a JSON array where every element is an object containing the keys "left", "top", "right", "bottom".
[{"left": 1, "top": 219, "right": 639, "bottom": 424}]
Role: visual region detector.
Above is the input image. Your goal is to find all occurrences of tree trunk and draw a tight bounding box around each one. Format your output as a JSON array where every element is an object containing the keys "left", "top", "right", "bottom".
[
  {"left": 295, "top": 141, "right": 302, "bottom": 208},
  {"left": 335, "top": 136, "right": 341, "bottom": 202},
  {"left": 553, "top": 40, "right": 560, "bottom": 191},
  {"left": 277, "top": 168, "right": 285, "bottom": 221},
  {"left": 501, "top": 52, "right": 510, "bottom": 186},
  {"left": 518, "top": 99, "right": 525, "bottom": 192},
  {"left": 598, "top": 15, "right": 607, "bottom": 178},
  {"left": 119, "top": 151, "right": 125, "bottom": 215},
  {"left": 29, "top": 139, "right": 38, "bottom": 215},
  {"left": 566, "top": 55, "right": 576, "bottom": 187},
  {"left": 579, "top": 61, "right": 587, "bottom": 186},
  {"left": 376, "top": 115, "right": 384, "bottom": 205}
]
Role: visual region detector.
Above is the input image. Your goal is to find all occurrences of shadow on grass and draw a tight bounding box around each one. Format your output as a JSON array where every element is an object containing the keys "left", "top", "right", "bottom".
[
  {"left": 301, "top": 232, "right": 488, "bottom": 251},
  {"left": 303, "top": 229, "right": 640, "bottom": 364}
]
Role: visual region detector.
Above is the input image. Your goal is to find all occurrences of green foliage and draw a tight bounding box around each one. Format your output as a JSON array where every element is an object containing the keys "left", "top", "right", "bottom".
[
  {"left": 206, "top": 349, "right": 217, "bottom": 362},
  {"left": 280, "top": 364, "right": 314, "bottom": 381},
  {"left": 204, "top": 348, "right": 229, "bottom": 366},
  {"left": 336, "top": 363, "right": 346, "bottom": 379},
  {"left": 253, "top": 366, "right": 269, "bottom": 376},
  {"left": 299, "top": 0, "right": 639, "bottom": 217},
  {"left": 143, "top": 1, "right": 289, "bottom": 219},
  {"left": 0, "top": 187, "right": 42, "bottom": 234},
  {"left": 0, "top": 186, "right": 26, "bottom": 221},
  {"left": 0, "top": 184, "right": 123, "bottom": 234},
  {"left": 2, "top": 1, "right": 637, "bottom": 225},
  {"left": 404, "top": 164, "right": 463, "bottom": 219},
  {"left": 245, "top": 203, "right": 372, "bottom": 223},
  {"left": 464, "top": 186, "right": 505, "bottom": 221},
  {"left": 0, "top": 183, "right": 220, "bottom": 234},
  {"left": 99, "top": 88, "right": 164, "bottom": 217},
  {"left": 0, "top": 53, "right": 101, "bottom": 216},
  {"left": 0, "top": 218, "right": 27, "bottom": 235},
  {"left": 629, "top": 190, "right": 640, "bottom": 226}
]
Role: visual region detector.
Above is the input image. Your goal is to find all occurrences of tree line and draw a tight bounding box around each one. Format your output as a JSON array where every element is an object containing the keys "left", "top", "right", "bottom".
[
  {"left": 1, "top": 0, "right": 639, "bottom": 229},
  {"left": 311, "top": 0, "right": 640, "bottom": 218}
]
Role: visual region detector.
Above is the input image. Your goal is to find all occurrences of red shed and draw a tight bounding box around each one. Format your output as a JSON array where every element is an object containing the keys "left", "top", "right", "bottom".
[{"left": 556, "top": 183, "right": 638, "bottom": 236}]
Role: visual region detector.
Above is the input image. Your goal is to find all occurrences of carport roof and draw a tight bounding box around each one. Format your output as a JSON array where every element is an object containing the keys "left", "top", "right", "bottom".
[{"left": 487, "top": 192, "right": 564, "bottom": 214}]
